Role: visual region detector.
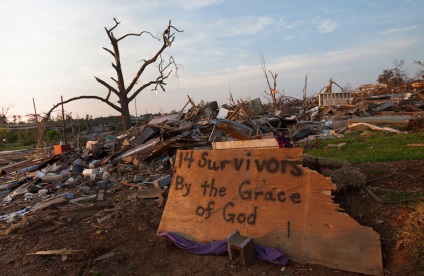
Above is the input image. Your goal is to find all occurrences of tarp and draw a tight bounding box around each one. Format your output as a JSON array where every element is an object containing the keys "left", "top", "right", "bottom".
[{"left": 158, "top": 232, "right": 290, "bottom": 266}]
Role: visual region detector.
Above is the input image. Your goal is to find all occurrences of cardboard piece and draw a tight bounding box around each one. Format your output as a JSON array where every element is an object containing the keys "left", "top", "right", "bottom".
[{"left": 158, "top": 148, "right": 383, "bottom": 275}]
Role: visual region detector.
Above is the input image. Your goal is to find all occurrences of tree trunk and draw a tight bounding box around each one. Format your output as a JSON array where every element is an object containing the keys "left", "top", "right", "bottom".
[{"left": 120, "top": 98, "right": 131, "bottom": 131}]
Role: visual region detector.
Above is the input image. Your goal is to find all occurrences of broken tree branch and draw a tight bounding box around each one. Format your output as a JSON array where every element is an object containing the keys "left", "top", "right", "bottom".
[{"left": 45, "top": 95, "right": 122, "bottom": 120}]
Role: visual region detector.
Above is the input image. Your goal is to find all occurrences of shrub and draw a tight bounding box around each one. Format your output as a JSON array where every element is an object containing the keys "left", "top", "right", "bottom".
[
  {"left": 16, "top": 129, "right": 37, "bottom": 146},
  {"left": 45, "top": 129, "right": 60, "bottom": 142},
  {"left": 0, "top": 129, "right": 18, "bottom": 144},
  {"left": 303, "top": 154, "right": 366, "bottom": 192},
  {"left": 302, "top": 154, "right": 349, "bottom": 173},
  {"left": 325, "top": 167, "right": 366, "bottom": 192}
]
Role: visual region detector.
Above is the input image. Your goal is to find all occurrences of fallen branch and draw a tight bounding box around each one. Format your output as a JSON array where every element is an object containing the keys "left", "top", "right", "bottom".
[{"left": 363, "top": 187, "right": 383, "bottom": 204}]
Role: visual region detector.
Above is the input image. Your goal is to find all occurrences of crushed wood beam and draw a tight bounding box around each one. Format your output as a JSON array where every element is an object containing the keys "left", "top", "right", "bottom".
[
  {"left": 217, "top": 123, "right": 252, "bottom": 140},
  {"left": 33, "top": 197, "right": 68, "bottom": 211},
  {"left": 226, "top": 107, "right": 241, "bottom": 121},
  {"left": 187, "top": 95, "right": 196, "bottom": 107}
]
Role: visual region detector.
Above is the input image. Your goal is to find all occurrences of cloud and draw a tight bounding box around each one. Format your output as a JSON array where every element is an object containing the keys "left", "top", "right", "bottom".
[
  {"left": 317, "top": 19, "right": 338, "bottom": 33},
  {"left": 167, "top": 35, "right": 419, "bottom": 101},
  {"left": 174, "top": 0, "right": 226, "bottom": 11},
  {"left": 284, "top": 20, "right": 305, "bottom": 29},
  {"left": 282, "top": 36, "right": 295, "bottom": 41},
  {"left": 217, "top": 16, "right": 274, "bottom": 36},
  {"left": 380, "top": 25, "right": 418, "bottom": 35}
]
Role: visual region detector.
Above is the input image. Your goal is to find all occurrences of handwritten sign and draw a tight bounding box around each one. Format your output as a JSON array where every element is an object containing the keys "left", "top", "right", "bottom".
[{"left": 158, "top": 148, "right": 383, "bottom": 275}]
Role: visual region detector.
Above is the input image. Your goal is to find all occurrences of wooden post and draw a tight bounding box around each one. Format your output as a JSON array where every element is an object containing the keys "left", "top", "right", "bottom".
[
  {"left": 135, "top": 97, "right": 138, "bottom": 125},
  {"left": 32, "top": 98, "right": 38, "bottom": 123},
  {"left": 302, "top": 74, "right": 310, "bottom": 119},
  {"left": 61, "top": 96, "right": 67, "bottom": 144}
]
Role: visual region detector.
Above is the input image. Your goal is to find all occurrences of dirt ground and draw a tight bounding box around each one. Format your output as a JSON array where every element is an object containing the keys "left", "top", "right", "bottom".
[{"left": 0, "top": 152, "right": 423, "bottom": 276}]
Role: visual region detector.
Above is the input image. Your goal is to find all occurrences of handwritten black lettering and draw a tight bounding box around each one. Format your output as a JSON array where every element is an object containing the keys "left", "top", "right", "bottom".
[
  {"left": 220, "top": 160, "right": 231, "bottom": 170},
  {"left": 201, "top": 179, "right": 226, "bottom": 197},
  {"left": 196, "top": 201, "right": 215, "bottom": 219},
  {"left": 198, "top": 152, "right": 208, "bottom": 168},
  {"left": 266, "top": 158, "right": 279, "bottom": 173},
  {"left": 234, "top": 158, "right": 244, "bottom": 171},
  {"left": 174, "top": 175, "right": 191, "bottom": 197},
  {"left": 182, "top": 151, "right": 194, "bottom": 168},
  {"left": 223, "top": 201, "right": 257, "bottom": 225},
  {"left": 290, "top": 162, "right": 303, "bottom": 176},
  {"left": 280, "top": 160, "right": 287, "bottom": 173},
  {"left": 239, "top": 180, "right": 251, "bottom": 200},
  {"left": 264, "top": 191, "right": 277, "bottom": 201},
  {"left": 254, "top": 191, "right": 264, "bottom": 200},
  {"left": 238, "top": 180, "right": 301, "bottom": 204},
  {"left": 290, "top": 193, "right": 301, "bottom": 203},
  {"left": 277, "top": 191, "right": 286, "bottom": 202},
  {"left": 207, "top": 160, "right": 220, "bottom": 171},
  {"left": 254, "top": 159, "right": 266, "bottom": 172}
]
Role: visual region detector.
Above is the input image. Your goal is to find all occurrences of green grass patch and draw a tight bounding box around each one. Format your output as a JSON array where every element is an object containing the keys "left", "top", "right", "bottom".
[
  {"left": 370, "top": 168, "right": 387, "bottom": 177},
  {"left": 383, "top": 191, "right": 424, "bottom": 205},
  {"left": 0, "top": 143, "right": 33, "bottom": 151},
  {"left": 127, "top": 263, "right": 139, "bottom": 273},
  {"left": 304, "top": 132, "right": 424, "bottom": 163},
  {"left": 91, "top": 268, "right": 102, "bottom": 276}
]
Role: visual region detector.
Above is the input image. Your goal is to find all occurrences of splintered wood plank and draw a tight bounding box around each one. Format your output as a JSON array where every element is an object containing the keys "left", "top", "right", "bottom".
[
  {"left": 28, "top": 249, "right": 85, "bottom": 255},
  {"left": 212, "top": 138, "right": 279, "bottom": 150},
  {"left": 158, "top": 148, "right": 383, "bottom": 275},
  {"left": 33, "top": 197, "right": 68, "bottom": 211},
  {"left": 216, "top": 123, "right": 252, "bottom": 140}
]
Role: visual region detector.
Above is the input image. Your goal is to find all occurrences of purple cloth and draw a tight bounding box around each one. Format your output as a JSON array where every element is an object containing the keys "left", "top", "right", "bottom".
[
  {"left": 158, "top": 232, "right": 227, "bottom": 255},
  {"left": 158, "top": 232, "right": 290, "bottom": 266},
  {"left": 254, "top": 244, "right": 290, "bottom": 266},
  {"left": 275, "top": 133, "right": 292, "bottom": 148}
]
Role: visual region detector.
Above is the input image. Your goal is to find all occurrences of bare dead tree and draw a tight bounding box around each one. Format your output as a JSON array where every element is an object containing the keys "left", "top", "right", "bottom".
[
  {"left": 260, "top": 54, "right": 279, "bottom": 112},
  {"left": 0, "top": 105, "right": 14, "bottom": 125},
  {"left": 414, "top": 60, "right": 424, "bottom": 79},
  {"left": 44, "top": 18, "right": 183, "bottom": 131}
]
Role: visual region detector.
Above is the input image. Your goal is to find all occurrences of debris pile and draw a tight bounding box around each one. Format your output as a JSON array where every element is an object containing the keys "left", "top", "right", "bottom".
[
  {"left": 1, "top": 89, "right": 423, "bottom": 230},
  {"left": 0, "top": 96, "right": 290, "bottom": 232}
]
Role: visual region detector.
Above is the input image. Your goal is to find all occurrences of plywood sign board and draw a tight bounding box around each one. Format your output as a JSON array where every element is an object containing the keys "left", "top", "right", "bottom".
[{"left": 158, "top": 148, "right": 383, "bottom": 275}]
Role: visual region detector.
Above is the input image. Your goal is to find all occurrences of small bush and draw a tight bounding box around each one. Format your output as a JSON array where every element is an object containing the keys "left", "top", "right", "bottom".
[
  {"left": 45, "top": 129, "right": 60, "bottom": 142},
  {"left": 0, "top": 129, "right": 18, "bottom": 144},
  {"left": 303, "top": 154, "right": 366, "bottom": 192},
  {"left": 327, "top": 167, "right": 366, "bottom": 192},
  {"left": 16, "top": 129, "right": 37, "bottom": 146},
  {"left": 302, "top": 154, "right": 349, "bottom": 173}
]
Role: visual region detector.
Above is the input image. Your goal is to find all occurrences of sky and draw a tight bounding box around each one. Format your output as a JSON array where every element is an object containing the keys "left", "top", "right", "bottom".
[{"left": 1, "top": 0, "right": 423, "bottom": 121}]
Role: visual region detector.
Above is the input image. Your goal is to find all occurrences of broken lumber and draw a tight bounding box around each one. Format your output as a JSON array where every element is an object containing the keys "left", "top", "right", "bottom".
[
  {"left": 33, "top": 197, "right": 68, "bottom": 211},
  {"left": 212, "top": 138, "right": 279, "bottom": 150},
  {"left": 28, "top": 249, "right": 86, "bottom": 255}
]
